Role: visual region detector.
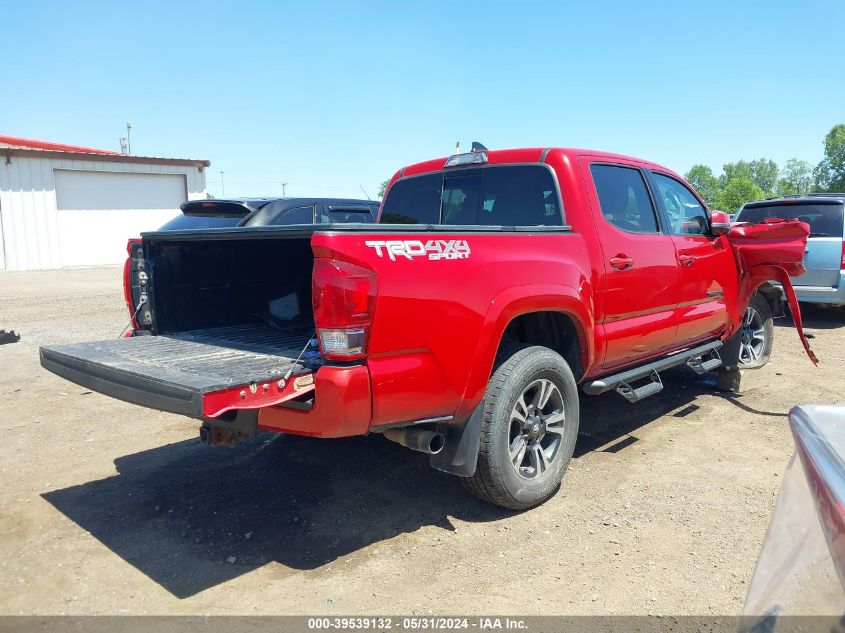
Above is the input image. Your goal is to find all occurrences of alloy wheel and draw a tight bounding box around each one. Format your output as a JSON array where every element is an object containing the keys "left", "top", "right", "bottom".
[
  {"left": 508, "top": 378, "right": 565, "bottom": 479},
  {"left": 739, "top": 305, "right": 767, "bottom": 365}
]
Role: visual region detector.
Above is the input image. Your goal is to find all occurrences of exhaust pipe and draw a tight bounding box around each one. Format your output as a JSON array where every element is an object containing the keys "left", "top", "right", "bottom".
[{"left": 382, "top": 427, "right": 445, "bottom": 455}]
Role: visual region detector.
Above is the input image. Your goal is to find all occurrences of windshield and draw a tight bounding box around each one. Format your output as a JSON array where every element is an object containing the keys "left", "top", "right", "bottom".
[
  {"left": 158, "top": 214, "right": 244, "bottom": 230},
  {"left": 738, "top": 202, "right": 844, "bottom": 238},
  {"left": 381, "top": 165, "right": 562, "bottom": 226}
]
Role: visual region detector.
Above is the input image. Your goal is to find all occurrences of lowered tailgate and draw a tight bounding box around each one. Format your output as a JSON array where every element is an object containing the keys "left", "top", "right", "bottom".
[{"left": 40, "top": 324, "right": 322, "bottom": 419}]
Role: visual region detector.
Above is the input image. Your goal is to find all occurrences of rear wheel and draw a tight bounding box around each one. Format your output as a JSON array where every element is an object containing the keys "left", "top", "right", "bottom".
[
  {"left": 462, "top": 345, "right": 579, "bottom": 510},
  {"left": 737, "top": 293, "right": 774, "bottom": 369}
]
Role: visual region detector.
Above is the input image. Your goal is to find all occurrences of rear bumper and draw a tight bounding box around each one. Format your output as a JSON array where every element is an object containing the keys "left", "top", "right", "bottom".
[
  {"left": 793, "top": 273, "right": 845, "bottom": 305},
  {"left": 257, "top": 365, "right": 372, "bottom": 438},
  {"left": 40, "top": 345, "right": 371, "bottom": 436}
]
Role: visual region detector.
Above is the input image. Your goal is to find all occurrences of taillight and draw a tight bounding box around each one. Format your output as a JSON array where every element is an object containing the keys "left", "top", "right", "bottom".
[
  {"left": 123, "top": 238, "right": 151, "bottom": 331},
  {"left": 312, "top": 259, "right": 377, "bottom": 361},
  {"left": 841, "top": 242, "right": 845, "bottom": 270}
]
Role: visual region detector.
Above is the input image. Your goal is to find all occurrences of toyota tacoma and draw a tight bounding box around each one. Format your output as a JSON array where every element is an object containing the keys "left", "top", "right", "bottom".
[{"left": 40, "top": 146, "right": 816, "bottom": 509}]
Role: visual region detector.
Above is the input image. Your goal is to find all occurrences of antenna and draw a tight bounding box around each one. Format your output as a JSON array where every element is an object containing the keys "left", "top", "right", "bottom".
[
  {"left": 471, "top": 141, "right": 488, "bottom": 152},
  {"left": 359, "top": 185, "right": 372, "bottom": 200},
  {"left": 126, "top": 121, "right": 132, "bottom": 154},
  {"left": 455, "top": 141, "right": 461, "bottom": 155}
]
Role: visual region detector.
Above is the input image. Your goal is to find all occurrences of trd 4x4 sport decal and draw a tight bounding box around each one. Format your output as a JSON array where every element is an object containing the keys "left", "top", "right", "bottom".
[{"left": 365, "top": 239, "right": 471, "bottom": 261}]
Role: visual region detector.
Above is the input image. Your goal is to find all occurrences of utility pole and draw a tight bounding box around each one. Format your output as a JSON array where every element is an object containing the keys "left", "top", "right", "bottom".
[
  {"left": 282, "top": 182, "right": 288, "bottom": 196},
  {"left": 126, "top": 121, "right": 132, "bottom": 155},
  {"left": 220, "top": 171, "right": 225, "bottom": 197}
]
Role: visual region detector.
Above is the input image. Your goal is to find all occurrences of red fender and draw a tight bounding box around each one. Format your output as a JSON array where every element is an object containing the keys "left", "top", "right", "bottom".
[{"left": 728, "top": 219, "right": 818, "bottom": 365}]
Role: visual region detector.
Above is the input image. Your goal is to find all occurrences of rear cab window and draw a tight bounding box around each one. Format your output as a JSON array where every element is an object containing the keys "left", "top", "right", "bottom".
[
  {"left": 381, "top": 165, "right": 563, "bottom": 226},
  {"left": 738, "top": 202, "right": 845, "bottom": 238}
]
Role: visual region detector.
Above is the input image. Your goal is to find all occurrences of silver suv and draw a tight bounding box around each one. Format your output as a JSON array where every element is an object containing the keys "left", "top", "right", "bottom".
[{"left": 735, "top": 194, "right": 845, "bottom": 306}]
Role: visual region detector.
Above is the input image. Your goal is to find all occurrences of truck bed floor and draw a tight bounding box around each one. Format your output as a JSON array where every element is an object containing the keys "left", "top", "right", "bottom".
[{"left": 148, "top": 323, "right": 320, "bottom": 383}]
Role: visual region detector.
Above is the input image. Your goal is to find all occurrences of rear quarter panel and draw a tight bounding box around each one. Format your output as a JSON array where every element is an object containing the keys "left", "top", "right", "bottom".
[{"left": 311, "top": 231, "right": 593, "bottom": 427}]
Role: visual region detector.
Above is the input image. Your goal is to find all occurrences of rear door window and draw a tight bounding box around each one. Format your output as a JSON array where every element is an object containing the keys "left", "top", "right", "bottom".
[
  {"left": 380, "top": 166, "right": 562, "bottom": 226},
  {"left": 324, "top": 207, "right": 375, "bottom": 223},
  {"left": 259, "top": 203, "right": 315, "bottom": 225},
  {"left": 590, "top": 164, "right": 659, "bottom": 234},
  {"left": 738, "top": 203, "right": 844, "bottom": 238}
]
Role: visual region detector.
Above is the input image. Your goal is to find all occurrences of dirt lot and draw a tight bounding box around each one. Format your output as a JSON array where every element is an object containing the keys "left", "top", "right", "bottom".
[{"left": 0, "top": 266, "right": 843, "bottom": 616}]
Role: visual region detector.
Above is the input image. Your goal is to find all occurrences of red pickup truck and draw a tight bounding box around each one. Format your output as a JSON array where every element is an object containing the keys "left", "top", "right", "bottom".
[{"left": 40, "top": 146, "right": 814, "bottom": 510}]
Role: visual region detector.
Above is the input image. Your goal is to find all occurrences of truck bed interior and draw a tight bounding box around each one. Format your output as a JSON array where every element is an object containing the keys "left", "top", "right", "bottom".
[
  {"left": 39, "top": 231, "right": 324, "bottom": 418},
  {"left": 145, "top": 234, "right": 316, "bottom": 334}
]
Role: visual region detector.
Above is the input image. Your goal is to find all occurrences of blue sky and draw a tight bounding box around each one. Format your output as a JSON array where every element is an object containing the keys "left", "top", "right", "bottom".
[{"left": 3, "top": 0, "right": 843, "bottom": 198}]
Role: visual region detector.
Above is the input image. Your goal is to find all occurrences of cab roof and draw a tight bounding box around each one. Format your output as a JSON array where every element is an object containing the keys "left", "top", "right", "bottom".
[{"left": 398, "top": 147, "right": 677, "bottom": 179}]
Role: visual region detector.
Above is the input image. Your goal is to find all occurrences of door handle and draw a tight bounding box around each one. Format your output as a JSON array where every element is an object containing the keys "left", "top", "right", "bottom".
[
  {"left": 609, "top": 255, "right": 635, "bottom": 271},
  {"left": 679, "top": 254, "right": 696, "bottom": 267}
]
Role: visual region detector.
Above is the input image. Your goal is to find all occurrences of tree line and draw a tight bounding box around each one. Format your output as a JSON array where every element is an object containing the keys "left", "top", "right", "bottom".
[{"left": 686, "top": 123, "right": 845, "bottom": 212}]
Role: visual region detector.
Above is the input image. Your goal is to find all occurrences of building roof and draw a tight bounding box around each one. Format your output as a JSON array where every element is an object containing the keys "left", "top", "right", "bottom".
[
  {"left": 0, "top": 134, "right": 120, "bottom": 154},
  {"left": 0, "top": 134, "right": 210, "bottom": 167}
]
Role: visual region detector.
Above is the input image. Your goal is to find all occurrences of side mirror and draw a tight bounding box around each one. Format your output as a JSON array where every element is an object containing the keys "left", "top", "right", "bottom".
[
  {"left": 710, "top": 210, "right": 732, "bottom": 236},
  {"left": 682, "top": 217, "right": 706, "bottom": 234}
]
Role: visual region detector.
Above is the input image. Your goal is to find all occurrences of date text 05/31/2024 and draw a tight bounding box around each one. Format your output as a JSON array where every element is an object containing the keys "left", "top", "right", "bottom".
[{"left": 307, "top": 617, "right": 528, "bottom": 630}]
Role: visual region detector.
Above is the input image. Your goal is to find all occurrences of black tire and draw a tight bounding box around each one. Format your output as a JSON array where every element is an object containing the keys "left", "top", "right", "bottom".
[
  {"left": 737, "top": 293, "right": 774, "bottom": 369},
  {"left": 462, "top": 344, "right": 579, "bottom": 510}
]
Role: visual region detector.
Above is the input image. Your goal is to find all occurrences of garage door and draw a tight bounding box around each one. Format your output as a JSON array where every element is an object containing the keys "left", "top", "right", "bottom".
[{"left": 55, "top": 169, "right": 187, "bottom": 266}]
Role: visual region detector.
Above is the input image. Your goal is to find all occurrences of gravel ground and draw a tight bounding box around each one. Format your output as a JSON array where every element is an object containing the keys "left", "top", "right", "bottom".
[{"left": 0, "top": 266, "right": 843, "bottom": 615}]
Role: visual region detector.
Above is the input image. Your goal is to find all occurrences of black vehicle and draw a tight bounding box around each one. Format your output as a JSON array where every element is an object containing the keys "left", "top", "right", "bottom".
[{"left": 158, "top": 197, "right": 379, "bottom": 231}]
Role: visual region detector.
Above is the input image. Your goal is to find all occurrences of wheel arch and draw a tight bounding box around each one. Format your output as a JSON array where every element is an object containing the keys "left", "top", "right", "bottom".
[
  {"left": 755, "top": 281, "right": 786, "bottom": 318},
  {"left": 498, "top": 311, "right": 585, "bottom": 381},
  {"left": 454, "top": 284, "right": 594, "bottom": 422}
]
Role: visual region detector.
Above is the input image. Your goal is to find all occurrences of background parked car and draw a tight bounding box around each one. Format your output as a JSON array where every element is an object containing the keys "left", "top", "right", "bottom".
[
  {"left": 158, "top": 197, "right": 379, "bottom": 231},
  {"left": 735, "top": 194, "right": 845, "bottom": 309}
]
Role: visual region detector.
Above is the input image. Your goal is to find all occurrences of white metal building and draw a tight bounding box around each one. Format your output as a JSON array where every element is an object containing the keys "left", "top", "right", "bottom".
[{"left": 0, "top": 135, "right": 209, "bottom": 270}]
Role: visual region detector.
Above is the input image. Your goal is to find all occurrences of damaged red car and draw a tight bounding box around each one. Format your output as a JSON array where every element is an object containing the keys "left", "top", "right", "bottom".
[{"left": 40, "top": 146, "right": 816, "bottom": 509}]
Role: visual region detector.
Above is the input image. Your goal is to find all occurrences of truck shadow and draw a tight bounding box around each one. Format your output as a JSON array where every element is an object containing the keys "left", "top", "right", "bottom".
[
  {"left": 573, "top": 365, "right": 783, "bottom": 455},
  {"left": 42, "top": 366, "right": 763, "bottom": 599},
  {"left": 776, "top": 304, "right": 844, "bottom": 330},
  {"left": 42, "top": 431, "right": 509, "bottom": 599}
]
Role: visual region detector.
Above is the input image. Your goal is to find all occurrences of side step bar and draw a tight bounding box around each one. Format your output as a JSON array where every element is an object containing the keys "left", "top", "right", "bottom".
[
  {"left": 582, "top": 341, "right": 723, "bottom": 399},
  {"left": 686, "top": 349, "right": 722, "bottom": 375},
  {"left": 616, "top": 370, "right": 663, "bottom": 403}
]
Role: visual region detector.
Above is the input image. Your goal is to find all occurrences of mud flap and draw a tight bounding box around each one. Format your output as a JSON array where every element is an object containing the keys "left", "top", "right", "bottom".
[
  {"left": 719, "top": 328, "right": 743, "bottom": 372},
  {"left": 430, "top": 404, "right": 483, "bottom": 477}
]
